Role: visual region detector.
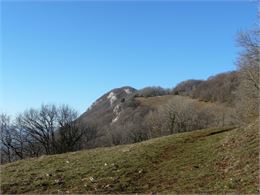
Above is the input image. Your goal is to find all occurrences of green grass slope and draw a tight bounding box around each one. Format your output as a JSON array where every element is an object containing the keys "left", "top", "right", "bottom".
[{"left": 1, "top": 123, "right": 259, "bottom": 194}]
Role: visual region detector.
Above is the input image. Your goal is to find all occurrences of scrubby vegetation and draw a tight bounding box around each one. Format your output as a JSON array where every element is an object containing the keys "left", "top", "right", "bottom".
[
  {"left": 145, "top": 96, "right": 234, "bottom": 136},
  {"left": 172, "top": 71, "right": 240, "bottom": 104},
  {"left": 135, "top": 86, "right": 170, "bottom": 97}
]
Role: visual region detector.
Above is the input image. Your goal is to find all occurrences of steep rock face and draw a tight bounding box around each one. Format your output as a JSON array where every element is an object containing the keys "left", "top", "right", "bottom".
[{"left": 78, "top": 86, "right": 141, "bottom": 131}]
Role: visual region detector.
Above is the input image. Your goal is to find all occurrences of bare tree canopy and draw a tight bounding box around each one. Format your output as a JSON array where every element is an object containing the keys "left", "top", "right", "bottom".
[
  {"left": 0, "top": 104, "right": 98, "bottom": 163},
  {"left": 235, "top": 30, "right": 260, "bottom": 123}
]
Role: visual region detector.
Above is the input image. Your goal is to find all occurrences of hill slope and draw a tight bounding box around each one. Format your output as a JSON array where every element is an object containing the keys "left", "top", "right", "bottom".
[
  {"left": 78, "top": 86, "right": 137, "bottom": 128},
  {"left": 77, "top": 86, "right": 231, "bottom": 148},
  {"left": 1, "top": 122, "right": 259, "bottom": 194}
]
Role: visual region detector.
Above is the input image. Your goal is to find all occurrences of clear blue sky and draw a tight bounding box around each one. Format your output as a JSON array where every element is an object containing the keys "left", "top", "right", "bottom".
[{"left": 1, "top": 1, "right": 258, "bottom": 116}]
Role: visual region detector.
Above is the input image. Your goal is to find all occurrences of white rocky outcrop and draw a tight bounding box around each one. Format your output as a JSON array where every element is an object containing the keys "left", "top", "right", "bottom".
[
  {"left": 112, "top": 104, "right": 121, "bottom": 123},
  {"left": 124, "top": 88, "right": 132, "bottom": 94},
  {"left": 107, "top": 92, "right": 117, "bottom": 105}
]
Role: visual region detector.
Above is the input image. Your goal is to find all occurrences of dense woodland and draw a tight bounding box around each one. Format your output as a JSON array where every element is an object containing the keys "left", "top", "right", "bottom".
[{"left": 1, "top": 30, "right": 259, "bottom": 164}]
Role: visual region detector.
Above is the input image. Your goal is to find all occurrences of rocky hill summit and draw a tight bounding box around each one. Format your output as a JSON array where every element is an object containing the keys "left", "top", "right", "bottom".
[{"left": 79, "top": 86, "right": 138, "bottom": 126}]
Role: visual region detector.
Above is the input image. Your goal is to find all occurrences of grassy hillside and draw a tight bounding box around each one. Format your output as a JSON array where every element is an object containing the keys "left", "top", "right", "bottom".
[
  {"left": 1, "top": 122, "right": 259, "bottom": 194},
  {"left": 136, "top": 95, "right": 222, "bottom": 109},
  {"left": 136, "top": 95, "right": 176, "bottom": 108}
]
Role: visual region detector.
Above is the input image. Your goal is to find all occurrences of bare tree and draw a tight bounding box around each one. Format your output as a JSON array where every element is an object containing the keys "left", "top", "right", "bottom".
[
  {"left": 56, "top": 105, "right": 98, "bottom": 152},
  {"left": 150, "top": 96, "right": 233, "bottom": 136},
  {"left": 17, "top": 105, "right": 59, "bottom": 155},
  {"left": 144, "top": 110, "right": 165, "bottom": 138},
  {"left": 235, "top": 30, "right": 260, "bottom": 123},
  {"left": 159, "top": 97, "right": 196, "bottom": 134},
  {"left": 1, "top": 104, "right": 99, "bottom": 163},
  {"left": 1, "top": 113, "right": 44, "bottom": 164},
  {"left": 0, "top": 114, "right": 13, "bottom": 163}
]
